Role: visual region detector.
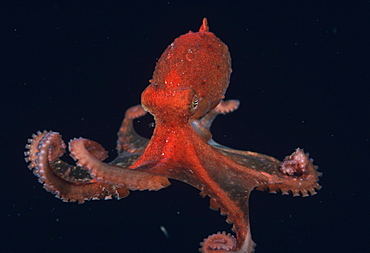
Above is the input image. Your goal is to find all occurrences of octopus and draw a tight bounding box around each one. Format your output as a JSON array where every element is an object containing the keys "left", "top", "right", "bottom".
[{"left": 25, "top": 18, "right": 321, "bottom": 252}]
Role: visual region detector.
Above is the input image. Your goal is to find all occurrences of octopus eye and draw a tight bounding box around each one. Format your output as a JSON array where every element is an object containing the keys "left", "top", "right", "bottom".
[{"left": 192, "top": 99, "right": 198, "bottom": 109}]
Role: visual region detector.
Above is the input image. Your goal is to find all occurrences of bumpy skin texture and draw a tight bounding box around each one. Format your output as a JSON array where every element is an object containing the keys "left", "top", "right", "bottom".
[
  {"left": 25, "top": 19, "right": 321, "bottom": 252},
  {"left": 144, "top": 19, "right": 231, "bottom": 119}
]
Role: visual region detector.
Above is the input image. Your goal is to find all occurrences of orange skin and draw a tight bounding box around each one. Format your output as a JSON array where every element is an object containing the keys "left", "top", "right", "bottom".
[{"left": 25, "top": 19, "right": 321, "bottom": 252}]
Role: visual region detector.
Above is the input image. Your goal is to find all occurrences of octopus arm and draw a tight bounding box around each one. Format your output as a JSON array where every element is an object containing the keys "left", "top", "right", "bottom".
[
  {"left": 201, "top": 99, "right": 321, "bottom": 197},
  {"left": 214, "top": 147, "right": 321, "bottom": 197},
  {"left": 188, "top": 146, "right": 258, "bottom": 253},
  {"left": 116, "top": 104, "right": 150, "bottom": 153},
  {"left": 201, "top": 99, "right": 240, "bottom": 130},
  {"left": 25, "top": 130, "right": 170, "bottom": 203},
  {"left": 200, "top": 192, "right": 255, "bottom": 253}
]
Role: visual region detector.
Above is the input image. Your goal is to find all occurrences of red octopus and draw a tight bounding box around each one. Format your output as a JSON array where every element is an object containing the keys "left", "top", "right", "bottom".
[{"left": 25, "top": 19, "right": 321, "bottom": 252}]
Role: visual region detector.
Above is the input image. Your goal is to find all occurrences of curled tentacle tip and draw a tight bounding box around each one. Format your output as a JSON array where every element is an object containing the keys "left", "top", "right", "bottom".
[
  {"left": 125, "top": 105, "right": 147, "bottom": 119},
  {"left": 25, "top": 131, "right": 66, "bottom": 165},
  {"left": 69, "top": 138, "right": 108, "bottom": 162},
  {"left": 200, "top": 231, "right": 236, "bottom": 252},
  {"left": 280, "top": 148, "right": 310, "bottom": 177},
  {"left": 214, "top": 100, "right": 240, "bottom": 114}
]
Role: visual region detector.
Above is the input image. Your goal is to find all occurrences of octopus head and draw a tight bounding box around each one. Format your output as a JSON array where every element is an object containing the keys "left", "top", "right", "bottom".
[{"left": 141, "top": 84, "right": 205, "bottom": 125}]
